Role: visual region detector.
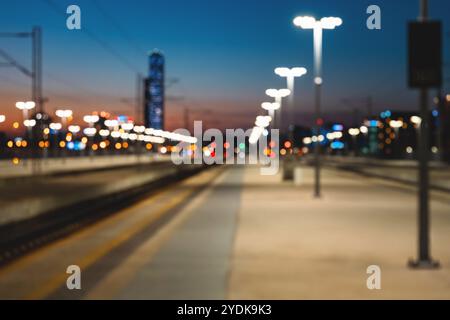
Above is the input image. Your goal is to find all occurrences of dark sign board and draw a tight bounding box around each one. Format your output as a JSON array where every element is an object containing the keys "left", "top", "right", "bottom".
[{"left": 408, "top": 21, "right": 442, "bottom": 88}]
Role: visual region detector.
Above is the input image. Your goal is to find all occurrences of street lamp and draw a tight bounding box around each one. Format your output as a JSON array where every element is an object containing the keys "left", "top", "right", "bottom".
[
  {"left": 49, "top": 122, "right": 62, "bottom": 131},
  {"left": 293, "top": 15, "right": 343, "bottom": 198},
  {"left": 104, "top": 119, "right": 119, "bottom": 130},
  {"left": 23, "top": 119, "right": 37, "bottom": 128},
  {"left": 255, "top": 116, "right": 272, "bottom": 128},
  {"left": 83, "top": 115, "right": 100, "bottom": 127},
  {"left": 389, "top": 119, "right": 404, "bottom": 157},
  {"left": 261, "top": 102, "right": 281, "bottom": 124},
  {"left": 55, "top": 109, "right": 73, "bottom": 129},
  {"left": 348, "top": 128, "right": 360, "bottom": 156},
  {"left": 411, "top": 115, "right": 422, "bottom": 128},
  {"left": 410, "top": 116, "right": 422, "bottom": 157},
  {"left": 265, "top": 89, "right": 291, "bottom": 129},
  {"left": 389, "top": 119, "right": 404, "bottom": 131},
  {"left": 275, "top": 67, "right": 307, "bottom": 139},
  {"left": 0, "top": 115, "right": 5, "bottom": 123},
  {"left": 83, "top": 116, "right": 99, "bottom": 157},
  {"left": 274, "top": 67, "right": 307, "bottom": 111},
  {"left": 121, "top": 122, "right": 134, "bottom": 131},
  {"left": 68, "top": 125, "right": 81, "bottom": 134},
  {"left": 83, "top": 127, "right": 97, "bottom": 137},
  {"left": 15, "top": 101, "right": 36, "bottom": 121}
]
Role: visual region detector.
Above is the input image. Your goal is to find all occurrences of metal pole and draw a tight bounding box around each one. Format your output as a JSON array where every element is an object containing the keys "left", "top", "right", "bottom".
[
  {"left": 418, "top": 89, "right": 431, "bottom": 261},
  {"left": 314, "top": 82, "right": 321, "bottom": 198},
  {"left": 275, "top": 97, "right": 281, "bottom": 130},
  {"left": 409, "top": 0, "right": 439, "bottom": 269},
  {"left": 313, "top": 26, "right": 323, "bottom": 198},
  {"left": 436, "top": 88, "right": 444, "bottom": 160},
  {"left": 32, "top": 28, "right": 37, "bottom": 106},
  {"left": 419, "top": 0, "right": 428, "bottom": 22},
  {"left": 32, "top": 26, "right": 43, "bottom": 113}
]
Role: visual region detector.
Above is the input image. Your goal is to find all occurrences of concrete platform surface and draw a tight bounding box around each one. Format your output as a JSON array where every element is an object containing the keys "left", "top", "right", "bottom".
[{"left": 0, "top": 165, "right": 448, "bottom": 299}]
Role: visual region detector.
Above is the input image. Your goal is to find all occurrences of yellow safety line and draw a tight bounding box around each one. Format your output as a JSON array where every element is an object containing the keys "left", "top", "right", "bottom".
[
  {"left": 0, "top": 180, "right": 181, "bottom": 278},
  {"left": 25, "top": 188, "right": 196, "bottom": 300},
  {"left": 85, "top": 168, "right": 229, "bottom": 299}
]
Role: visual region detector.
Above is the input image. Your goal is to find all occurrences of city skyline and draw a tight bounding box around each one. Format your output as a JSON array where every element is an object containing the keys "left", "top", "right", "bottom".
[{"left": 0, "top": 0, "right": 449, "bottom": 131}]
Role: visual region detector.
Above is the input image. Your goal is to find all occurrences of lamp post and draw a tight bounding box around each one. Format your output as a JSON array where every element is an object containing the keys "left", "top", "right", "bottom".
[
  {"left": 389, "top": 120, "right": 404, "bottom": 158},
  {"left": 389, "top": 119, "right": 404, "bottom": 135},
  {"left": 16, "top": 101, "right": 36, "bottom": 139},
  {"left": 265, "top": 89, "right": 291, "bottom": 130},
  {"left": 83, "top": 115, "right": 99, "bottom": 158},
  {"left": 0, "top": 115, "right": 4, "bottom": 158},
  {"left": 83, "top": 115, "right": 99, "bottom": 128},
  {"left": 261, "top": 102, "right": 281, "bottom": 127},
  {"left": 274, "top": 67, "right": 307, "bottom": 136},
  {"left": 68, "top": 125, "right": 81, "bottom": 135},
  {"left": 17, "top": 102, "right": 36, "bottom": 170},
  {"left": 348, "top": 128, "right": 360, "bottom": 156},
  {"left": 408, "top": 0, "right": 439, "bottom": 269},
  {"left": 15, "top": 101, "right": 35, "bottom": 122},
  {"left": 294, "top": 15, "right": 342, "bottom": 198},
  {"left": 55, "top": 109, "right": 73, "bottom": 130},
  {"left": 56, "top": 109, "right": 73, "bottom": 160},
  {"left": 411, "top": 116, "right": 422, "bottom": 158}
]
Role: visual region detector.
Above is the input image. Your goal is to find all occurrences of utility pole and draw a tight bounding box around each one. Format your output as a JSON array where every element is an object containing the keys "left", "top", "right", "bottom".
[
  {"left": 32, "top": 26, "right": 43, "bottom": 113},
  {"left": 1, "top": 27, "right": 43, "bottom": 175},
  {"left": 0, "top": 28, "right": 42, "bottom": 108}
]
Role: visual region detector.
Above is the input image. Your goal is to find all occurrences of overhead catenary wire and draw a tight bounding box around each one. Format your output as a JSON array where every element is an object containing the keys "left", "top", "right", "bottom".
[
  {"left": 89, "top": 0, "right": 147, "bottom": 57},
  {"left": 40, "top": 0, "right": 141, "bottom": 73}
]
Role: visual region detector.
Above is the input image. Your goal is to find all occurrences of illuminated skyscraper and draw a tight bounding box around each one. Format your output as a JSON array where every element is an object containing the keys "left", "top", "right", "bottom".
[{"left": 144, "top": 50, "right": 165, "bottom": 129}]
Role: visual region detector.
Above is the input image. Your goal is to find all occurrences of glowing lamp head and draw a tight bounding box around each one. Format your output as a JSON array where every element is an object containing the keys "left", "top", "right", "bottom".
[
  {"left": 49, "top": 122, "right": 62, "bottom": 131},
  {"left": 23, "top": 119, "right": 36, "bottom": 127},
  {"left": 275, "top": 67, "right": 307, "bottom": 78},
  {"left": 261, "top": 102, "right": 281, "bottom": 111},
  {"left": 410, "top": 116, "right": 422, "bottom": 126},
  {"left": 83, "top": 115, "right": 100, "bottom": 124},
  {"left": 359, "top": 126, "right": 369, "bottom": 134},
  {"left": 389, "top": 120, "right": 404, "bottom": 129},
  {"left": 293, "top": 16, "right": 342, "bottom": 29},
  {"left": 56, "top": 109, "right": 73, "bottom": 118},
  {"left": 83, "top": 127, "right": 97, "bottom": 137},
  {"left": 265, "top": 89, "right": 291, "bottom": 99},
  {"left": 121, "top": 122, "right": 134, "bottom": 131},
  {"left": 0, "top": 115, "right": 5, "bottom": 123},
  {"left": 320, "top": 17, "right": 343, "bottom": 29},
  {"left": 15, "top": 101, "right": 36, "bottom": 110},
  {"left": 255, "top": 116, "right": 272, "bottom": 128},
  {"left": 99, "top": 129, "right": 110, "bottom": 137},
  {"left": 104, "top": 119, "right": 119, "bottom": 128},
  {"left": 68, "top": 125, "right": 81, "bottom": 133},
  {"left": 293, "top": 16, "right": 317, "bottom": 29}
]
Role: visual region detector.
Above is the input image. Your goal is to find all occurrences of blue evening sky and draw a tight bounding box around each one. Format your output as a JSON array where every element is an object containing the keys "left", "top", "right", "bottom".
[{"left": 0, "top": 0, "right": 449, "bottom": 128}]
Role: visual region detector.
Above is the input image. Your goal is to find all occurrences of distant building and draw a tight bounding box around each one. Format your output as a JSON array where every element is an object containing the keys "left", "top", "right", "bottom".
[
  {"left": 376, "top": 110, "right": 439, "bottom": 159},
  {"left": 144, "top": 50, "right": 165, "bottom": 130}
]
